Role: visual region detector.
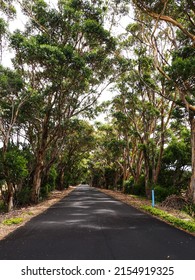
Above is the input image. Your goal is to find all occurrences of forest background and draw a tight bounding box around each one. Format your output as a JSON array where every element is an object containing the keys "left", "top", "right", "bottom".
[{"left": 0, "top": 0, "right": 194, "bottom": 219}]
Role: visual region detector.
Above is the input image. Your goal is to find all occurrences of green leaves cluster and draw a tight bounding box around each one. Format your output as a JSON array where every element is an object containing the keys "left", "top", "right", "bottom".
[{"left": 0, "top": 146, "right": 28, "bottom": 183}]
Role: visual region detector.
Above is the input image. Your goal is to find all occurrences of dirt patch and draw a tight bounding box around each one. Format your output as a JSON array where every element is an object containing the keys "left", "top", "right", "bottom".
[{"left": 0, "top": 187, "right": 74, "bottom": 240}]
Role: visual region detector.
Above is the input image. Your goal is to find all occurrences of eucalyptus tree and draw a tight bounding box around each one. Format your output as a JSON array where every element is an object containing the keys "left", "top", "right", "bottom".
[
  {"left": 132, "top": 0, "right": 194, "bottom": 43},
  {"left": 10, "top": 0, "right": 117, "bottom": 203},
  {"left": 0, "top": 65, "right": 28, "bottom": 210},
  {"left": 0, "top": 2, "right": 30, "bottom": 210},
  {"left": 132, "top": 0, "right": 195, "bottom": 202},
  {"left": 110, "top": 19, "right": 175, "bottom": 196}
]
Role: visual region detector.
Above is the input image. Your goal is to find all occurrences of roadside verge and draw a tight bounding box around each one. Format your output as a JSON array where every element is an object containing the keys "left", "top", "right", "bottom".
[
  {"left": 0, "top": 187, "right": 74, "bottom": 240},
  {"left": 98, "top": 188, "right": 195, "bottom": 236}
]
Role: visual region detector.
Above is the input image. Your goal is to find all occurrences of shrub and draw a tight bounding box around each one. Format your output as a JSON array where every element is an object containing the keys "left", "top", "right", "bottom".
[
  {"left": 48, "top": 166, "right": 58, "bottom": 190},
  {"left": 183, "top": 203, "right": 195, "bottom": 218},
  {"left": 0, "top": 147, "right": 28, "bottom": 183},
  {"left": 123, "top": 177, "right": 134, "bottom": 194},
  {"left": 124, "top": 176, "right": 145, "bottom": 196},
  {"left": 40, "top": 184, "right": 49, "bottom": 199},
  {"left": 153, "top": 185, "right": 170, "bottom": 202},
  {"left": 133, "top": 182, "right": 145, "bottom": 196},
  {"left": 0, "top": 200, "right": 6, "bottom": 212},
  {"left": 16, "top": 187, "right": 31, "bottom": 206}
]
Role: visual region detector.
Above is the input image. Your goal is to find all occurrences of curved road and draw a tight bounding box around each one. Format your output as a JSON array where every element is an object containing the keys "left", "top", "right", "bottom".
[{"left": 0, "top": 185, "right": 195, "bottom": 260}]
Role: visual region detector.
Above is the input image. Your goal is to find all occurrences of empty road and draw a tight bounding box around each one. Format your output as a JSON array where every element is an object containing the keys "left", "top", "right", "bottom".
[{"left": 0, "top": 185, "right": 195, "bottom": 260}]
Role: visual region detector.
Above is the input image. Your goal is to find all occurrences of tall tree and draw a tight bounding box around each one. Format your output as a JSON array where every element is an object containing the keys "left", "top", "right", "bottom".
[
  {"left": 0, "top": 2, "right": 28, "bottom": 210},
  {"left": 132, "top": 0, "right": 195, "bottom": 202},
  {"left": 10, "top": 0, "right": 116, "bottom": 203},
  {"left": 109, "top": 19, "right": 175, "bottom": 196}
]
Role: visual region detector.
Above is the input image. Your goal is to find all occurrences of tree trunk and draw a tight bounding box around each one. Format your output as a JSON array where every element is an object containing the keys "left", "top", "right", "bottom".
[
  {"left": 2, "top": 143, "right": 14, "bottom": 212},
  {"left": 145, "top": 160, "right": 151, "bottom": 198},
  {"left": 190, "top": 115, "right": 195, "bottom": 204},
  {"left": 31, "top": 151, "right": 44, "bottom": 203},
  {"left": 135, "top": 151, "right": 143, "bottom": 184},
  {"left": 58, "top": 168, "right": 65, "bottom": 190},
  {"left": 144, "top": 148, "right": 151, "bottom": 198},
  {"left": 153, "top": 124, "right": 165, "bottom": 184},
  {"left": 7, "top": 182, "right": 14, "bottom": 212}
]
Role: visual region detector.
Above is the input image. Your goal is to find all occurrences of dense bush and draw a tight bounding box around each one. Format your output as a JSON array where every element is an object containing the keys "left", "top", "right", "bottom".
[
  {"left": 158, "top": 134, "right": 191, "bottom": 194},
  {"left": 0, "top": 200, "right": 6, "bottom": 212},
  {"left": 124, "top": 175, "right": 145, "bottom": 196},
  {"left": 153, "top": 185, "right": 170, "bottom": 202},
  {"left": 0, "top": 147, "right": 29, "bottom": 183},
  {"left": 183, "top": 203, "right": 195, "bottom": 218},
  {"left": 123, "top": 177, "right": 134, "bottom": 194},
  {"left": 16, "top": 186, "right": 31, "bottom": 206}
]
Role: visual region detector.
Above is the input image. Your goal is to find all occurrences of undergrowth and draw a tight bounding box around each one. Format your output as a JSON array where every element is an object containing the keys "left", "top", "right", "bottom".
[{"left": 2, "top": 217, "right": 24, "bottom": 226}]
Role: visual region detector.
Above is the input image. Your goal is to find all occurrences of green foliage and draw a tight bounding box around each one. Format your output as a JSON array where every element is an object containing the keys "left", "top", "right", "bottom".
[
  {"left": 141, "top": 205, "right": 195, "bottom": 233},
  {"left": 163, "top": 140, "right": 190, "bottom": 167},
  {"left": 183, "top": 204, "right": 195, "bottom": 218},
  {"left": 123, "top": 177, "right": 134, "bottom": 194},
  {"left": 159, "top": 130, "right": 191, "bottom": 192},
  {"left": 90, "top": 167, "right": 105, "bottom": 188},
  {"left": 41, "top": 166, "right": 58, "bottom": 199},
  {"left": 16, "top": 187, "right": 31, "bottom": 206},
  {"left": 0, "top": 18, "right": 7, "bottom": 36},
  {"left": 0, "top": 200, "right": 6, "bottom": 212},
  {"left": 0, "top": 66, "right": 24, "bottom": 97},
  {"left": 153, "top": 185, "right": 171, "bottom": 202},
  {"left": 2, "top": 217, "right": 24, "bottom": 226},
  {"left": 40, "top": 184, "right": 49, "bottom": 199},
  {"left": 124, "top": 176, "right": 145, "bottom": 196},
  {"left": 104, "top": 166, "right": 120, "bottom": 189},
  {"left": 168, "top": 46, "right": 195, "bottom": 96},
  {"left": 0, "top": 0, "right": 16, "bottom": 18},
  {"left": 0, "top": 0, "right": 194, "bottom": 208},
  {"left": 0, "top": 146, "right": 28, "bottom": 184}
]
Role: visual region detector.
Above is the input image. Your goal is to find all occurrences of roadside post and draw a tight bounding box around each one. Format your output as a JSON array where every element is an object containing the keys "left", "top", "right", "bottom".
[{"left": 152, "top": 189, "right": 155, "bottom": 207}]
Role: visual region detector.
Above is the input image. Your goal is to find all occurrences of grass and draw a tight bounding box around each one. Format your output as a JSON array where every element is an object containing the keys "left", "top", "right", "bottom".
[
  {"left": 2, "top": 217, "right": 24, "bottom": 226},
  {"left": 141, "top": 205, "right": 195, "bottom": 233},
  {"left": 26, "top": 211, "right": 34, "bottom": 216}
]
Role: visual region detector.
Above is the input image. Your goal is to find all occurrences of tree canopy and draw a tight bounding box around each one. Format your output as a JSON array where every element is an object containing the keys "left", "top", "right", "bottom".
[{"left": 0, "top": 0, "right": 195, "bottom": 212}]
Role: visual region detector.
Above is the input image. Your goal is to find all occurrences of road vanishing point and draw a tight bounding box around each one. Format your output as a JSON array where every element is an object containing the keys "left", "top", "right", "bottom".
[{"left": 0, "top": 185, "right": 195, "bottom": 260}]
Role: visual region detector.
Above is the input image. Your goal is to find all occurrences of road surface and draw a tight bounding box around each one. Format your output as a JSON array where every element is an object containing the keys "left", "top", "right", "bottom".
[{"left": 0, "top": 185, "right": 195, "bottom": 259}]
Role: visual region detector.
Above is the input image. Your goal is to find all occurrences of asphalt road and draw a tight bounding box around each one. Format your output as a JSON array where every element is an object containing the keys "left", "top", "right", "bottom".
[{"left": 0, "top": 185, "right": 195, "bottom": 260}]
